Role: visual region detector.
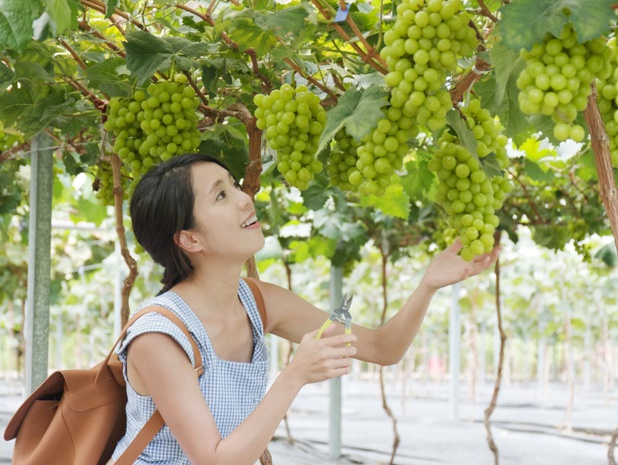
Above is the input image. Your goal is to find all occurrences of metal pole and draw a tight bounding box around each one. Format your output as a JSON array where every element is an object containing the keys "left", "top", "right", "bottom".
[
  {"left": 329, "top": 265, "right": 343, "bottom": 459},
  {"left": 449, "top": 282, "right": 461, "bottom": 420},
  {"left": 24, "top": 134, "right": 53, "bottom": 394}
]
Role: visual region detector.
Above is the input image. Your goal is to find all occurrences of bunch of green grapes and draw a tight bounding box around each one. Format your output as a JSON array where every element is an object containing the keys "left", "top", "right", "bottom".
[
  {"left": 596, "top": 38, "right": 618, "bottom": 167},
  {"left": 92, "top": 163, "right": 130, "bottom": 206},
  {"left": 326, "top": 129, "right": 362, "bottom": 192},
  {"left": 380, "top": 0, "right": 477, "bottom": 131},
  {"left": 352, "top": 107, "right": 416, "bottom": 196},
  {"left": 517, "top": 24, "right": 612, "bottom": 142},
  {"left": 104, "top": 74, "right": 202, "bottom": 178},
  {"left": 429, "top": 99, "right": 512, "bottom": 260},
  {"left": 254, "top": 84, "right": 325, "bottom": 190}
]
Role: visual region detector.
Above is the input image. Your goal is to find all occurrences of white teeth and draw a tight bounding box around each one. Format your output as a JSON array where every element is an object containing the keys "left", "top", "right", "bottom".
[{"left": 241, "top": 215, "right": 257, "bottom": 228}]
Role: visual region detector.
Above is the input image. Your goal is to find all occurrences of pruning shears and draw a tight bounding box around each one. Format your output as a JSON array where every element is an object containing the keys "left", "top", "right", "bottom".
[{"left": 315, "top": 292, "right": 353, "bottom": 344}]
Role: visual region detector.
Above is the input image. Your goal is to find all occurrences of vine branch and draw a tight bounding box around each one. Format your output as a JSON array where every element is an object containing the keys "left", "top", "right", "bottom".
[
  {"left": 310, "top": 0, "right": 388, "bottom": 74},
  {"left": 58, "top": 40, "right": 87, "bottom": 70},
  {"left": 476, "top": 0, "right": 499, "bottom": 22},
  {"left": 81, "top": 0, "right": 146, "bottom": 31},
  {"left": 110, "top": 151, "right": 138, "bottom": 327},
  {"left": 0, "top": 142, "right": 30, "bottom": 163},
  {"left": 484, "top": 245, "right": 506, "bottom": 465},
  {"left": 583, "top": 83, "right": 618, "bottom": 253}
]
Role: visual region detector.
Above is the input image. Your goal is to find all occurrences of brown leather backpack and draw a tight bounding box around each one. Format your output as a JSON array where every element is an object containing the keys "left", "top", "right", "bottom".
[{"left": 4, "top": 277, "right": 266, "bottom": 465}]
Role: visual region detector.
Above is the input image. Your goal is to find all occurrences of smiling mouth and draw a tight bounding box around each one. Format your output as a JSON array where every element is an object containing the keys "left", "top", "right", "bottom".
[{"left": 241, "top": 214, "right": 258, "bottom": 228}]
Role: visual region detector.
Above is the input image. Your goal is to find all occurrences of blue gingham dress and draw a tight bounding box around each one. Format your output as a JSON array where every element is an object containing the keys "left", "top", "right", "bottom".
[{"left": 111, "top": 279, "right": 269, "bottom": 464}]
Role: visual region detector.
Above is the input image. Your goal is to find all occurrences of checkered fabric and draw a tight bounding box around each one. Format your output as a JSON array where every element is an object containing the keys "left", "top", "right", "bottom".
[{"left": 111, "top": 279, "right": 269, "bottom": 464}]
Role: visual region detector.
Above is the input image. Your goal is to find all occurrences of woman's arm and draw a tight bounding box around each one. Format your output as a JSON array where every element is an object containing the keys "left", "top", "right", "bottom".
[
  {"left": 126, "top": 323, "right": 355, "bottom": 465},
  {"left": 261, "top": 240, "right": 500, "bottom": 366}
]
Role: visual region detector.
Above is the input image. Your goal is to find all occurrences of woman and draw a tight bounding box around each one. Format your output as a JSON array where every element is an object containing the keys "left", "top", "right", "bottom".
[{"left": 110, "top": 152, "right": 499, "bottom": 464}]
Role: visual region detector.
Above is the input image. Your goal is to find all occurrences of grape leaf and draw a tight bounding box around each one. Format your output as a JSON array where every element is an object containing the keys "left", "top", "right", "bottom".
[
  {"left": 217, "top": 11, "right": 277, "bottom": 55},
  {"left": 86, "top": 58, "right": 133, "bottom": 97},
  {"left": 0, "top": 61, "right": 14, "bottom": 91},
  {"left": 124, "top": 31, "right": 212, "bottom": 84},
  {"left": 301, "top": 175, "right": 337, "bottom": 210},
  {"left": 595, "top": 243, "right": 617, "bottom": 268},
  {"left": 42, "top": 0, "right": 73, "bottom": 35},
  {"left": 473, "top": 74, "right": 531, "bottom": 144},
  {"left": 104, "top": 0, "right": 119, "bottom": 18},
  {"left": 71, "top": 197, "right": 108, "bottom": 226},
  {"left": 401, "top": 157, "right": 435, "bottom": 200},
  {"left": 316, "top": 85, "right": 389, "bottom": 155},
  {"left": 360, "top": 183, "right": 410, "bottom": 220},
  {"left": 0, "top": 82, "right": 49, "bottom": 123},
  {"left": 488, "top": 42, "right": 524, "bottom": 107},
  {"left": 525, "top": 160, "right": 555, "bottom": 182},
  {"left": 253, "top": 4, "right": 314, "bottom": 38},
  {"left": 14, "top": 62, "right": 55, "bottom": 84},
  {"left": 498, "top": 0, "right": 615, "bottom": 51},
  {"left": 479, "top": 152, "right": 504, "bottom": 178},
  {"left": 0, "top": 0, "right": 42, "bottom": 52},
  {"left": 198, "top": 128, "right": 248, "bottom": 181},
  {"left": 445, "top": 109, "right": 478, "bottom": 156}
]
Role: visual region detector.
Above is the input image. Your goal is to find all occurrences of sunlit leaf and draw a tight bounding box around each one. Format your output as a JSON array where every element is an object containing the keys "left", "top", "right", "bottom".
[
  {"left": 360, "top": 182, "right": 410, "bottom": 220},
  {"left": 42, "top": 0, "right": 73, "bottom": 35}
]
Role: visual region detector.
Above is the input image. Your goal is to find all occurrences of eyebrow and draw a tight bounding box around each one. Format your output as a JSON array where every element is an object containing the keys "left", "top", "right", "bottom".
[{"left": 208, "top": 174, "right": 235, "bottom": 195}]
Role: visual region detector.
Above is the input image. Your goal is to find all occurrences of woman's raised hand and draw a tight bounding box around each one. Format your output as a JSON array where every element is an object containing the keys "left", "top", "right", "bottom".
[
  {"left": 420, "top": 239, "right": 501, "bottom": 292},
  {"left": 285, "top": 324, "right": 357, "bottom": 386}
]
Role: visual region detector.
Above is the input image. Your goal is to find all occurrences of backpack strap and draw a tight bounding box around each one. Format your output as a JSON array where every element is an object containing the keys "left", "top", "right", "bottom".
[
  {"left": 241, "top": 277, "right": 267, "bottom": 332},
  {"left": 111, "top": 307, "right": 203, "bottom": 465}
]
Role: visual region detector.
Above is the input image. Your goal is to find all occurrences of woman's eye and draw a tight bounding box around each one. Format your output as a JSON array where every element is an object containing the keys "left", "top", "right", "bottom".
[{"left": 216, "top": 190, "right": 226, "bottom": 200}]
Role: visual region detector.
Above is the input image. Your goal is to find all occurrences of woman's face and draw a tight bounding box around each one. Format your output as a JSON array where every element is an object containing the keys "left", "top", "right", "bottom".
[{"left": 189, "top": 162, "right": 265, "bottom": 260}]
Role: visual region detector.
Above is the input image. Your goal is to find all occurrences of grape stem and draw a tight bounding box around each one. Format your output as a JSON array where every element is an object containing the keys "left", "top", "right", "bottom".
[
  {"left": 278, "top": 49, "right": 338, "bottom": 101},
  {"left": 583, "top": 82, "right": 618, "bottom": 253},
  {"left": 183, "top": 71, "right": 210, "bottom": 106},
  {"left": 80, "top": 0, "right": 146, "bottom": 31},
  {"left": 245, "top": 48, "right": 272, "bottom": 94},
  {"left": 475, "top": 0, "right": 499, "bottom": 23},
  {"left": 77, "top": 21, "right": 127, "bottom": 58},
  {"left": 507, "top": 168, "right": 547, "bottom": 224},
  {"left": 174, "top": 3, "right": 238, "bottom": 50}
]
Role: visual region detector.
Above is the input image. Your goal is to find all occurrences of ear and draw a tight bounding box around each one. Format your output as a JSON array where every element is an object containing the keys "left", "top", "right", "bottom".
[{"left": 175, "top": 230, "right": 202, "bottom": 254}]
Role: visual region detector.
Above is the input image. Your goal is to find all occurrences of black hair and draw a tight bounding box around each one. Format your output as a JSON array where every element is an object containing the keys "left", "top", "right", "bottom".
[{"left": 129, "top": 153, "right": 233, "bottom": 295}]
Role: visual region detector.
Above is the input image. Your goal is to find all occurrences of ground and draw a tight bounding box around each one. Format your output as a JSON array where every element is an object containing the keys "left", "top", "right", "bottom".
[{"left": 0, "top": 375, "right": 615, "bottom": 464}]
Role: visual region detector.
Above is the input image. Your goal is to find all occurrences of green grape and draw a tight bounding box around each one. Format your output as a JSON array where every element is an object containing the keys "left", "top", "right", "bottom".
[
  {"left": 326, "top": 129, "right": 362, "bottom": 192},
  {"left": 92, "top": 163, "right": 130, "bottom": 206},
  {"left": 517, "top": 24, "right": 611, "bottom": 142},
  {"left": 104, "top": 73, "right": 203, "bottom": 202},
  {"left": 253, "top": 84, "right": 326, "bottom": 190},
  {"left": 350, "top": 105, "right": 414, "bottom": 196},
  {"left": 429, "top": 97, "right": 512, "bottom": 260},
  {"left": 380, "top": 0, "right": 478, "bottom": 130}
]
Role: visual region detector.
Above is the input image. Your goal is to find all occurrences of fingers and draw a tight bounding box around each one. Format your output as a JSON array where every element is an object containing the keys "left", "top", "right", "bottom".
[{"left": 447, "top": 238, "right": 463, "bottom": 254}]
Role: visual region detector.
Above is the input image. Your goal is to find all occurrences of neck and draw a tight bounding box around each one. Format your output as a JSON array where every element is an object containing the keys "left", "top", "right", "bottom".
[{"left": 171, "top": 257, "right": 245, "bottom": 317}]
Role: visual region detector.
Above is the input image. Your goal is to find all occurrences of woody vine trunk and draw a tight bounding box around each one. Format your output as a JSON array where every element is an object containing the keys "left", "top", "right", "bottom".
[{"left": 484, "top": 233, "right": 506, "bottom": 465}]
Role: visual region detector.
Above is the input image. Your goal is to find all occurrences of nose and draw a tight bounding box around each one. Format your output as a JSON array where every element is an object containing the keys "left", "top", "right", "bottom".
[{"left": 237, "top": 186, "right": 253, "bottom": 209}]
